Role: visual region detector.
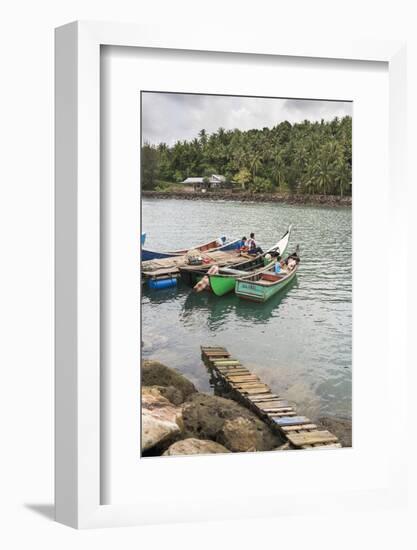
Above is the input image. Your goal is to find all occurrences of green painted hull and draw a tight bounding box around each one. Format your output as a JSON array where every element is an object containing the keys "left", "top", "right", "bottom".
[
  {"left": 208, "top": 275, "right": 237, "bottom": 296},
  {"left": 235, "top": 268, "right": 297, "bottom": 302}
]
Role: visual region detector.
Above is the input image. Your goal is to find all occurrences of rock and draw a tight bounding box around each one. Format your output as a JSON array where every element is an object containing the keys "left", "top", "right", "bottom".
[
  {"left": 142, "top": 360, "right": 197, "bottom": 403},
  {"left": 153, "top": 385, "right": 183, "bottom": 406},
  {"left": 318, "top": 416, "right": 352, "bottom": 448},
  {"left": 182, "top": 393, "right": 284, "bottom": 452},
  {"left": 141, "top": 386, "right": 183, "bottom": 452},
  {"left": 163, "top": 438, "right": 230, "bottom": 456},
  {"left": 219, "top": 417, "right": 260, "bottom": 452},
  {"left": 142, "top": 416, "right": 180, "bottom": 452}
]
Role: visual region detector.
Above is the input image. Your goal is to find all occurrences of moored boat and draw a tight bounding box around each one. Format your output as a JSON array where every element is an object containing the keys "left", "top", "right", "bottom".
[
  {"left": 141, "top": 235, "right": 241, "bottom": 261},
  {"left": 207, "top": 262, "right": 276, "bottom": 296},
  {"left": 179, "top": 225, "right": 292, "bottom": 294},
  {"left": 235, "top": 247, "right": 300, "bottom": 302}
]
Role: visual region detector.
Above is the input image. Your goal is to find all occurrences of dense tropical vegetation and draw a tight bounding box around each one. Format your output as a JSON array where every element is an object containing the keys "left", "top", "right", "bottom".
[{"left": 141, "top": 116, "right": 352, "bottom": 196}]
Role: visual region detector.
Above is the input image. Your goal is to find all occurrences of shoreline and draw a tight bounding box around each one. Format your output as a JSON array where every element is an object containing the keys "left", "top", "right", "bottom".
[
  {"left": 142, "top": 359, "right": 352, "bottom": 456},
  {"left": 142, "top": 190, "right": 352, "bottom": 207}
]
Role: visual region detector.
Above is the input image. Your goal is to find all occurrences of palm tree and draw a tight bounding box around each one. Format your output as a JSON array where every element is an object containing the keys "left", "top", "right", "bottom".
[
  {"left": 302, "top": 159, "right": 317, "bottom": 194},
  {"left": 271, "top": 150, "right": 286, "bottom": 189},
  {"left": 198, "top": 129, "right": 208, "bottom": 146},
  {"left": 314, "top": 151, "right": 335, "bottom": 195},
  {"left": 232, "top": 147, "right": 247, "bottom": 171},
  {"left": 250, "top": 151, "right": 263, "bottom": 181}
]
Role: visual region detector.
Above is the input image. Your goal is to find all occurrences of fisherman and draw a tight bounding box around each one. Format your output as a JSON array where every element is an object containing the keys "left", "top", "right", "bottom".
[
  {"left": 247, "top": 232, "right": 263, "bottom": 255},
  {"left": 239, "top": 236, "right": 248, "bottom": 252}
]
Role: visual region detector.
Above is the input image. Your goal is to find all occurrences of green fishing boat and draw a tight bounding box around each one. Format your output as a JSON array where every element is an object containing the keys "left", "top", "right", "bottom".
[{"left": 235, "top": 248, "right": 300, "bottom": 302}]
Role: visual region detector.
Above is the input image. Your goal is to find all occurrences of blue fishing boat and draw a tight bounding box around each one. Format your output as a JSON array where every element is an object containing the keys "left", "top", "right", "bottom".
[{"left": 141, "top": 235, "right": 241, "bottom": 261}]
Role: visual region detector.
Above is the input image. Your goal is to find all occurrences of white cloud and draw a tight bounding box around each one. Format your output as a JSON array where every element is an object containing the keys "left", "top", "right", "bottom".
[{"left": 142, "top": 92, "right": 352, "bottom": 146}]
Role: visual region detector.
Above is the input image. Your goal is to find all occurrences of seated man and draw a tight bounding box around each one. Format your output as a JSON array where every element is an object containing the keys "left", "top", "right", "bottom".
[
  {"left": 239, "top": 236, "right": 248, "bottom": 251},
  {"left": 246, "top": 232, "right": 263, "bottom": 255}
]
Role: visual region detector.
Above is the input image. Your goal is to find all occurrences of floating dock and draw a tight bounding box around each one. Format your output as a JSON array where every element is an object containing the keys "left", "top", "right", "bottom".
[
  {"left": 201, "top": 346, "right": 341, "bottom": 450},
  {"left": 142, "top": 250, "right": 249, "bottom": 280}
]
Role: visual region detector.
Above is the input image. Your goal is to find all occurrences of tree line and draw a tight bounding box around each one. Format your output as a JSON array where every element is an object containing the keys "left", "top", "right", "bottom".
[{"left": 141, "top": 116, "right": 352, "bottom": 196}]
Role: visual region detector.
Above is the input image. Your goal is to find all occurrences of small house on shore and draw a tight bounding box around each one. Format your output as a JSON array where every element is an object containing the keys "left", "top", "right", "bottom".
[{"left": 182, "top": 174, "right": 227, "bottom": 190}]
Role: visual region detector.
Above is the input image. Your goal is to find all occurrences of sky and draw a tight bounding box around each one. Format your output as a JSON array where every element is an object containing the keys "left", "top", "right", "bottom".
[{"left": 141, "top": 92, "right": 352, "bottom": 146}]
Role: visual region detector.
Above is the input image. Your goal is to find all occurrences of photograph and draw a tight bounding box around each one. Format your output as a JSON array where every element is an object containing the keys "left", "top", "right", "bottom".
[{"left": 140, "top": 91, "right": 352, "bottom": 457}]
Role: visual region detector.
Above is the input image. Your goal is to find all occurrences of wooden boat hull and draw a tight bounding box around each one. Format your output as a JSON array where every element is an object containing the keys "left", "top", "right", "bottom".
[
  {"left": 235, "top": 265, "right": 298, "bottom": 302},
  {"left": 141, "top": 236, "right": 240, "bottom": 261}
]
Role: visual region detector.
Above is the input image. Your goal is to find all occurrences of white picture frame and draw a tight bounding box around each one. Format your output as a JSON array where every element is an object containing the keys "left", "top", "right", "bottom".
[{"left": 55, "top": 21, "right": 407, "bottom": 529}]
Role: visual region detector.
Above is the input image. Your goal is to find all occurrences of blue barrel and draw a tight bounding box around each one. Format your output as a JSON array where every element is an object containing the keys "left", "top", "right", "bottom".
[{"left": 148, "top": 277, "right": 177, "bottom": 290}]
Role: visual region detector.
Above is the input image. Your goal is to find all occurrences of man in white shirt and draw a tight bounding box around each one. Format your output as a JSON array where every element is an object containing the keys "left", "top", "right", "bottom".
[{"left": 247, "top": 232, "right": 263, "bottom": 255}]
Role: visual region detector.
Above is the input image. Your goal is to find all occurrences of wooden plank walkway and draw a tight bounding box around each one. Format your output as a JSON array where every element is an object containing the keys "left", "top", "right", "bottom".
[{"left": 201, "top": 346, "right": 341, "bottom": 450}]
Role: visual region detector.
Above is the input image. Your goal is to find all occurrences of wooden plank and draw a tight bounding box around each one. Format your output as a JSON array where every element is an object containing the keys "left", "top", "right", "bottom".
[
  {"left": 267, "top": 411, "right": 296, "bottom": 417},
  {"left": 240, "top": 387, "right": 271, "bottom": 395},
  {"left": 226, "top": 375, "right": 261, "bottom": 382},
  {"left": 230, "top": 381, "right": 269, "bottom": 390},
  {"left": 215, "top": 365, "right": 245, "bottom": 371},
  {"left": 222, "top": 374, "right": 252, "bottom": 380},
  {"left": 247, "top": 395, "right": 278, "bottom": 402},
  {"left": 256, "top": 399, "right": 291, "bottom": 411},
  {"left": 270, "top": 416, "right": 311, "bottom": 426},
  {"left": 281, "top": 424, "right": 317, "bottom": 432},
  {"left": 261, "top": 407, "right": 294, "bottom": 414},
  {"left": 286, "top": 430, "right": 339, "bottom": 447},
  {"left": 214, "top": 366, "right": 246, "bottom": 373},
  {"left": 213, "top": 360, "right": 241, "bottom": 367},
  {"left": 227, "top": 378, "right": 261, "bottom": 384},
  {"left": 249, "top": 394, "right": 280, "bottom": 402},
  {"left": 234, "top": 382, "right": 269, "bottom": 392},
  {"left": 217, "top": 369, "right": 249, "bottom": 376}
]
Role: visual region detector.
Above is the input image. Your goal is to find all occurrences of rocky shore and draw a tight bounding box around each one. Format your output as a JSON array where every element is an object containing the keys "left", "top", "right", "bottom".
[
  {"left": 142, "top": 190, "right": 352, "bottom": 207},
  {"left": 141, "top": 359, "right": 352, "bottom": 457}
]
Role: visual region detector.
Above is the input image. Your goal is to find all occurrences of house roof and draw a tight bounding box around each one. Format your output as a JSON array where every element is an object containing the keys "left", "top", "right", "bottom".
[
  {"left": 182, "top": 177, "right": 205, "bottom": 184},
  {"left": 182, "top": 174, "right": 226, "bottom": 184}
]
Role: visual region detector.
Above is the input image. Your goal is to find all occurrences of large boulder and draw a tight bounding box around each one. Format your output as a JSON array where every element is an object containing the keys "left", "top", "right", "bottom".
[
  {"left": 219, "top": 417, "right": 265, "bottom": 452},
  {"left": 182, "top": 393, "right": 284, "bottom": 452},
  {"left": 142, "top": 360, "right": 197, "bottom": 403},
  {"left": 141, "top": 386, "right": 183, "bottom": 452},
  {"left": 318, "top": 416, "right": 352, "bottom": 448},
  {"left": 163, "top": 438, "right": 230, "bottom": 456},
  {"left": 152, "top": 385, "right": 183, "bottom": 406}
]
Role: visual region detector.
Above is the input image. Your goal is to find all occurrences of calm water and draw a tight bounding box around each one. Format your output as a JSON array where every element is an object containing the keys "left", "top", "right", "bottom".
[{"left": 141, "top": 198, "right": 352, "bottom": 421}]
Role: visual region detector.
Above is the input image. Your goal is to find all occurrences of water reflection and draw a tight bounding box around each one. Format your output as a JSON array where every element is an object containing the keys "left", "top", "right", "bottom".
[{"left": 180, "top": 277, "right": 298, "bottom": 327}]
